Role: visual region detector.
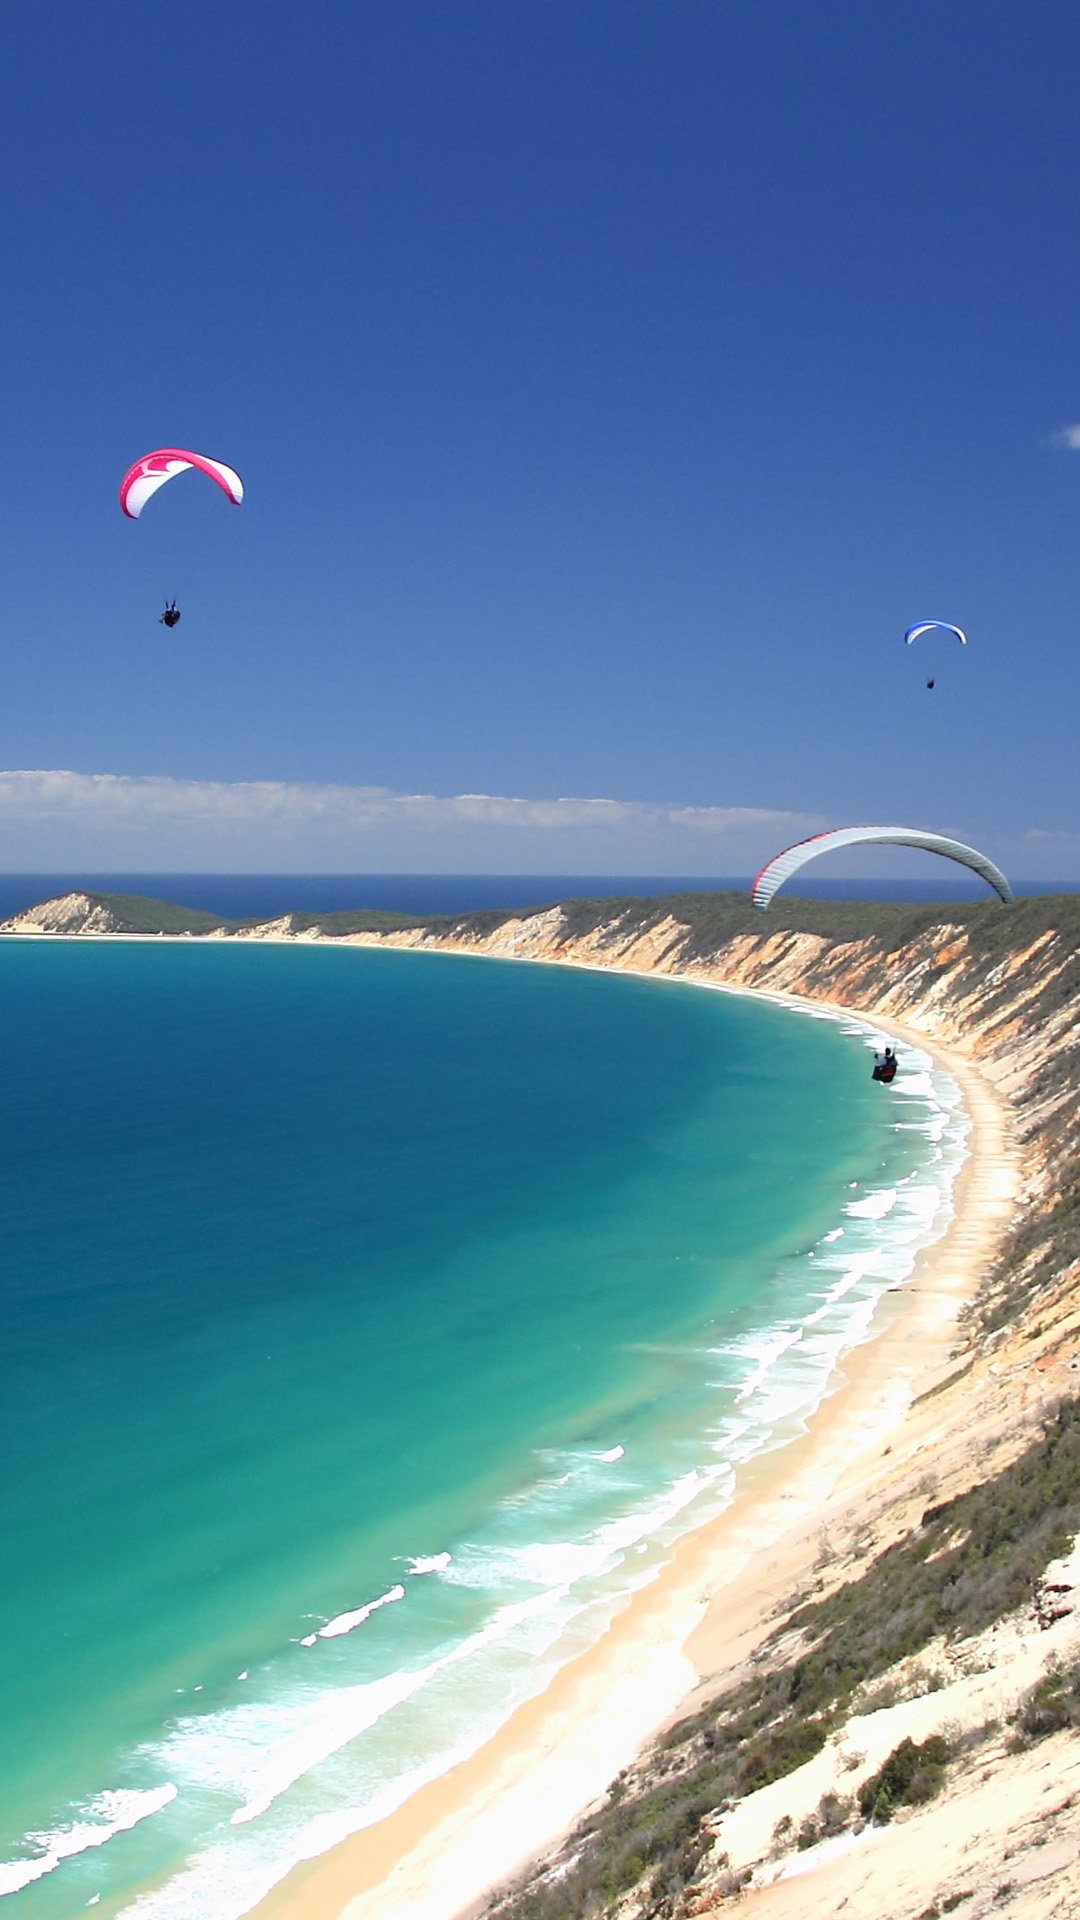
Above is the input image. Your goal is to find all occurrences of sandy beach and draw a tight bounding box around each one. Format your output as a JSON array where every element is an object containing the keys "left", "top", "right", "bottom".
[{"left": 244, "top": 984, "right": 1017, "bottom": 1920}]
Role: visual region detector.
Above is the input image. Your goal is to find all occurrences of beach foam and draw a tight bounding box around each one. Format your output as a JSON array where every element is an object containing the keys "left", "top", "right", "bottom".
[
  {"left": 0, "top": 1785, "right": 177, "bottom": 1897},
  {"left": 316, "top": 1585, "right": 406, "bottom": 1641}
]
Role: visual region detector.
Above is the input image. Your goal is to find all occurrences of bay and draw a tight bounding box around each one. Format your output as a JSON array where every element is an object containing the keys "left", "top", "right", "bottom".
[{"left": 0, "top": 940, "right": 963, "bottom": 1916}]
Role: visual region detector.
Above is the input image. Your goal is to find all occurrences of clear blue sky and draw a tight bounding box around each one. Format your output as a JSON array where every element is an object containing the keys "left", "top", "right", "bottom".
[{"left": 2, "top": 2, "right": 1078, "bottom": 875}]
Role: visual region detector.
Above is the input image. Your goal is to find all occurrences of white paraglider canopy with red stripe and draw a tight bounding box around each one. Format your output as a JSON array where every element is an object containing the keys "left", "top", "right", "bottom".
[
  {"left": 119, "top": 449, "right": 244, "bottom": 520},
  {"left": 751, "top": 826, "right": 1013, "bottom": 909}
]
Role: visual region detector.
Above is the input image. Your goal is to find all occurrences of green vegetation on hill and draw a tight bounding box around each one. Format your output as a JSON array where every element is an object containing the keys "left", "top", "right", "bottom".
[
  {"left": 856, "top": 1733, "right": 952, "bottom": 1823},
  {"left": 80, "top": 892, "right": 229, "bottom": 933},
  {"left": 1011, "top": 1661, "right": 1080, "bottom": 1746},
  {"left": 237, "top": 906, "right": 426, "bottom": 934},
  {"left": 37, "top": 893, "right": 426, "bottom": 935}
]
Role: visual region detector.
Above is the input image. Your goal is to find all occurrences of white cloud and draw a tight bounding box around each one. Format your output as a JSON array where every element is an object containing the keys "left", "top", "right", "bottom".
[
  {"left": 0, "top": 770, "right": 824, "bottom": 873},
  {"left": 1047, "top": 424, "right": 1080, "bottom": 450}
]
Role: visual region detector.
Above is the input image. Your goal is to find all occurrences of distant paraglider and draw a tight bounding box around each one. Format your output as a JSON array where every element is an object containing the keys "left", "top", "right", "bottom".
[
  {"left": 904, "top": 621, "right": 967, "bottom": 649},
  {"left": 119, "top": 449, "right": 244, "bottom": 520},
  {"left": 751, "top": 826, "right": 1014, "bottom": 910},
  {"left": 872, "top": 1048, "right": 898, "bottom": 1085},
  {"left": 159, "top": 601, "right": 181, "bottom": 629},
  {"left": 904, "top": 621, "right": 967, "bottom": 690}
]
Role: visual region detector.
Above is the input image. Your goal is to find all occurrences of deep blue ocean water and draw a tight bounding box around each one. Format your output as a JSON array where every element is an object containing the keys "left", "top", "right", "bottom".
[{"left": 0, "top": 938, "right": 967, "bottom": 1917}]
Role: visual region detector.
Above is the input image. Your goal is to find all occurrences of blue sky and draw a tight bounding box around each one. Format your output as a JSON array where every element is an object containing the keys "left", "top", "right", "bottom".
[{"left": 2, "top": 2, "right": 1079, "bottom": 876}]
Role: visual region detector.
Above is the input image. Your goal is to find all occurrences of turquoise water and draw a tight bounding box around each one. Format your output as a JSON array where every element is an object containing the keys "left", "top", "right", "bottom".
[{"left": 0, "top": 942, "right": 966, "bottom": 1917}]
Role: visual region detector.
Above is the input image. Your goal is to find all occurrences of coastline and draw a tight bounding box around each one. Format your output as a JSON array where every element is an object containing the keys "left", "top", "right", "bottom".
[
  {"left": 240, "top": 976, "right": 1014, "bottom": 1920},
  {"left": 0, "top": 927, "right": 1020, "bottom": 1920}
]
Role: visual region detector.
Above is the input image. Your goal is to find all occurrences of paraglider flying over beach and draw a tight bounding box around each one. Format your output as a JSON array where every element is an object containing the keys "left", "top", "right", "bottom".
[
  {"left": 119, "top": 448, "right": 244, "bottom": 628},
  {"left": 904, "top": 620, "right": 967, "bottom": 690},
  {"left": 751, "top": 827, "right": 1013, "bottom": 910}
]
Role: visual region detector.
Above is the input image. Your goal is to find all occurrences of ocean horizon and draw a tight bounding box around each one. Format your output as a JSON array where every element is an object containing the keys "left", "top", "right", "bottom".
[
  {"left": 0, "top": 871, "right": 1077, "bottom": 927},
  {"left": 0, "top": 937, "right": 967, "bottom": 1917}
]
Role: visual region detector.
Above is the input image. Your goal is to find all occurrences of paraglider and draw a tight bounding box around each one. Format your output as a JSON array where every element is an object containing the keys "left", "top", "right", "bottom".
[
  {"left": 904, "top": 621, "right": 967, "bottom": 649},
  {"left": 751, "top": 827, "right": 1014, "bottom": 910},
  {"left": 119, "top": 449, "right": 244, "bottom": 520},
  {"left": 872, "top": 1048, "right": 898, "bottom": 1085},
  {"left": 904, "top": 621, "right": 967, "bottom": 690},
  {"left": 120, "top": 448, "right": 243, "bottom": 627}
]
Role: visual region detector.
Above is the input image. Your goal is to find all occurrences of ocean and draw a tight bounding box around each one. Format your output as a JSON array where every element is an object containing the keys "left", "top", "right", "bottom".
[{"left": 0, "top": 937, "right": 967, "bottom": 1918}]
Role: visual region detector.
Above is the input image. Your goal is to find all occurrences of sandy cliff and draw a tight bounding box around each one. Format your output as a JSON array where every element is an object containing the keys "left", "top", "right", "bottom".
[{"left": 3, "top": 891, "right": 144, "bottom": 935}]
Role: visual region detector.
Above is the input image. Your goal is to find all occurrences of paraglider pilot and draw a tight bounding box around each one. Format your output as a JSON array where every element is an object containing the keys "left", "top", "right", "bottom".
[
  {"left": 159, "top": 600, "right": 181, "bottom": 629},
  {"left": 872, "top": 1047, "right": 898, "bottom": 1085}
]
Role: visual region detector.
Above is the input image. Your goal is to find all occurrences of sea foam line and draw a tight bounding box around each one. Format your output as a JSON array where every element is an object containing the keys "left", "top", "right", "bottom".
[
  {"left": 693, "top": 1030, "right": 967, "bottom": 1483},
  {"left": 119, "top": 1468, "right": 740, "bottom": 1919},
  {"left": 0, "top": 1786, "right": 177, "bottom": 1898},
  {"left": 404, "top": 1551, "right": 452, "bottom": 1576},
  {"left": 315, "top": 1584, "right": 405, "bottom": 1641}
]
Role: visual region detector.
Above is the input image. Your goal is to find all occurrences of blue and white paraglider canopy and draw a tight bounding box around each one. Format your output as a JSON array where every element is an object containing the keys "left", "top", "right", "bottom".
[
  {"left": 904, "top": 620, "right": 967, "bottom": 688},
  {"left": 904, "top": 621, "right": 967, "bottom": 647}
]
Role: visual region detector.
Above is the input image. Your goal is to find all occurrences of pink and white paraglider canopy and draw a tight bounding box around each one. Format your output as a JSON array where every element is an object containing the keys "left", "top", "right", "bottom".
[{"left": 119, "top": 449, "right": 244, "bottom": 520}]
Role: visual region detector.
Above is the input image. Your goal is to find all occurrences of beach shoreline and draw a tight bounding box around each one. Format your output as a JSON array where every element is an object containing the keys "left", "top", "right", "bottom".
[
  {"left": 229, "top": 958, "right": 1015, "bottom": 1920},
  {"left": 0, "top": 927, "right": 1018, "bottom": 1920}
]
